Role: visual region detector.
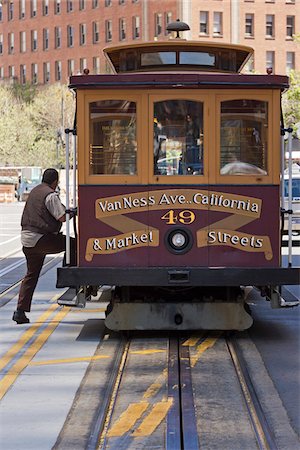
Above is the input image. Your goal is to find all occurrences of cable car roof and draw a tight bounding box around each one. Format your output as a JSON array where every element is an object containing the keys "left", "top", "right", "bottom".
[{"left": 103, "top": 40, "right": 254, "bottom": 74}]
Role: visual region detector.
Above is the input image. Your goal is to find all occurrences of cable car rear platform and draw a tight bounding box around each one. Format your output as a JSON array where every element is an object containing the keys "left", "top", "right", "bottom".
[{"left": 57, "top": 266, "right": 299, "bottom": 288}]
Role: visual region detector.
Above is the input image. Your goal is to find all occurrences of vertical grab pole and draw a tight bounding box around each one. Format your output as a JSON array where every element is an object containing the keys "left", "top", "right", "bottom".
[
  {"left": 287, "top": 130, "right": 293, "bottom": 267},
  {"left": 65, "top": 129, "right": 71, "bottom": 265},
  {"left": 280, "top": 133, "right": 285, "bottom": 208},
  {"left": 72, "top": 131, "right": 77, "bottom": 208}
]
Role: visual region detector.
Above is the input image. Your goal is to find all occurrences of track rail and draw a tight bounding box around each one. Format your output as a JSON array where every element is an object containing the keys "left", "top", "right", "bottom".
[{"left": 226, "top": 335, "right": 278, "bottom": 450}]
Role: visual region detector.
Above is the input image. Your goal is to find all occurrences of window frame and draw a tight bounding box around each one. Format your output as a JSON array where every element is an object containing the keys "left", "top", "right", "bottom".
[
  {"left": 79, "top": 91, "right": 145, "bottom": 185},
  {"left": 215, "top": 91, "right": 277, "bottom": 185},
  {"left": 148, "top": 92, "right": 210, "bottom": 185}
]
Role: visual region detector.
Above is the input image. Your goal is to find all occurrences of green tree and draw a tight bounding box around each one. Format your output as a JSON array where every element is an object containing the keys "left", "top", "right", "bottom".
[{"left": 282, "top": 70, "right": 300, "bottom": 134}]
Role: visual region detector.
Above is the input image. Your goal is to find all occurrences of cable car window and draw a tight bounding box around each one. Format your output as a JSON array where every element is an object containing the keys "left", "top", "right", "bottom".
[
  {"left": 179, "top": 51, "right": 215, "bottom": 67},
  {"left": 220, "top": 99, "right": 268, "bottom": 175},
  {"left": 89, "top": 100, "right": 137, "bottom": 175},
  {"left": 153, "top": 100, "right": 203, "bottom": 176},
  {"left": 141, "top": 52, "right": 176, "bottom": 66}
]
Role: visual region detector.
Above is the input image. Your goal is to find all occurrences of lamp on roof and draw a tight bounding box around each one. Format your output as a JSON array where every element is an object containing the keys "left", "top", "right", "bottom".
[{"left": 166, "top": 19, "right": 190, "bottom": 39}]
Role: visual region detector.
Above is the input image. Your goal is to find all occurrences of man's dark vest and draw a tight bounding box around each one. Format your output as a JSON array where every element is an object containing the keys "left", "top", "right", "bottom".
[{"left": 21, "top": 183, "right": 62, "bottom": 234}]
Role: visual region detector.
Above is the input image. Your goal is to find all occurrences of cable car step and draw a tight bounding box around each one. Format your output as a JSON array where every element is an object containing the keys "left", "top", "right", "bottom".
[
  {"left": 280, "top": 286, "right": 300, "bottom": 307},
  {"left": 57, "top": 287, "right": 87, "bottom": 308}
]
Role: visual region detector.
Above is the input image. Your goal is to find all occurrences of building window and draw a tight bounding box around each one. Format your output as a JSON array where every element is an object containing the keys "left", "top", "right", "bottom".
[
  {"left": 92, "top": 0, "right": 99, "bottom": 8},
  {"left": 245, "top": 13, "right": 254, "bottom": 37},
  {"left": 106, "top": 20, "right": 112, "bottom": 42},
  {"left": 119, "top": 0, "right": 125, "bottom": 4},
  {"left": 8, "top": 33, "right": 14, "bottom": 54},
  {"left": 20, "top": 64, "right": 26, "bottom": 84},
  {"left": 31, "top": 63, "right": 38, "bottom": 84},
  {"left": 165, "top": 12, "right": 172, "bottom": 35},
  {"left": 0, "top": 67, "right": 4, "bottom": 80},
  {"left": 0, "top": 4, "right": 2, "bottom": 21},
  {"left": 55, "top": 0, "right": 61, "bottom": 14},
  {"left": 266, "top": 51, "right": 275, "bottom": 70},
  {"left": 286, "top": 16, "right": 295, "bottom": 39},
  {"left": 0, "top": 34, "right": 2, "bottom": 55},
  {"left": 80, "top": 58, "right": 87, "bottom": 73},
  {"left": 133, "top": 16, "right": 140, "bottom": 39},
  {"left": 93, "top": 56, "right": 100, "bottom": 73},
  {"left": 8, "top": 2, "right": 14, "bottom": 21},
  {"left": 119, "top": 18, "right": 126, "bottom": 41},
  {"left": 55, "top": 27, "right": 61, "bottom": 49},
  {"left": 79, "top": 23, "right": 86, "bottom": 45},
  {"left": 43, "top": 29, "right": 49, "bottom": 50},
  {"left": 93, "top": 21, "right": 100, "bottom": 43},
  {"left": 286, "top": 52, "right": 295, "bottom": 72},
  {"left": 200, "top": 11, "right": 209, "bottom": 35},
  {"left": 20, "top": 31, "right": 26, "bottom": 53},
  {"left": 55, "top": 61, "right": 62, "bottom": 81},
  {"left": 105, "top": 0, "right": 112, "bottom": 6},
  {"left": 79, "top": 0, "right": 85, "bottom": 10},
  {"left": 43, "top": 62, "right": 50, "bottom": 83},
  {"left": 31, "top": 0, "right": 37, "bottom": 17},
  {"left": 213, "top": 12, "right": 223, "bottom": 36},
  {"left": 67, "top": 0, "right": 73, "bottom": 13},
  {"left": 31, "top": 30, "right": 38, "bottom": 51},
  {"left": 67, "top": 26, "right": 74, "bottom": 47},
  {"left": 68, "top": 59, "right": 75, "bottom": 76},
  {"left": 155, "top": 13, "right": 162, "bottom": 37},
  {"left": 20, "top": 0, "right": 26, "bottom": 19},
  {"left": 266, "top": 15, "right": 275, "bottom": 38},
  {"left": 9, "top": 66, "right": 15, "bottom": 79},
  {"left": 43, "top": 0, "right": 49, "bottom": 16}
]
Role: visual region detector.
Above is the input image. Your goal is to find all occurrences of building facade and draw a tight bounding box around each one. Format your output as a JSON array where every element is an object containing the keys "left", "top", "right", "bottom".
[{"left": 0, "top": 0, "right": 299, "bottom": 86}]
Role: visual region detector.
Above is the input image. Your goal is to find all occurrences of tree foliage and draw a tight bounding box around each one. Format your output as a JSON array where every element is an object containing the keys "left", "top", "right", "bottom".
[
  {"left": 282, "top": 70, "right": 300, "bottom": 135},
  {"left": 0, "top": 83, "right": 75, "bottom": 168}
]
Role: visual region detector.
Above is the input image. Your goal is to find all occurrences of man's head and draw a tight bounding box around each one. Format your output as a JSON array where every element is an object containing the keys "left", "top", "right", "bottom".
[{"left": 42, "top": 168, "right": 59, "bottom": 189}]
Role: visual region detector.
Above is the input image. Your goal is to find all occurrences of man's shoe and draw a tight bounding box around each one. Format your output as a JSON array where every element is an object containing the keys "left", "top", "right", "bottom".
[{"left": 12, "top": 310, "right": 30, "bottom": 324}]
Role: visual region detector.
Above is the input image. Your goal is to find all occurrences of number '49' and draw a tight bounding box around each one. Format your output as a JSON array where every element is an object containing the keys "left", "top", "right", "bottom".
[{"left": 161, "top": 210, "right": 195, "bottom": 224}]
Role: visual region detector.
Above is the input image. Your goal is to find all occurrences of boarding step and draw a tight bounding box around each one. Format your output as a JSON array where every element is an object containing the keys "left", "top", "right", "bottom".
[
  {"left": 57, "top": 288, "right": 86, "bottom": 308},
  {"left": 280, "top": 286, "right": 300, "bottom": 307}
]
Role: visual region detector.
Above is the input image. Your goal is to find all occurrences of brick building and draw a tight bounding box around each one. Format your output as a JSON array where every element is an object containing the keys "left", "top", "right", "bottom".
[{"left": 0, "top": 0, "right": 299, "bottom": 85}]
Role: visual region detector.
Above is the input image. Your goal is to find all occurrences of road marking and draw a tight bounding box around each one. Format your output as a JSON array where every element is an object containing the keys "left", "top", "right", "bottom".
[
  {"left": 0, "top": 303, "right": 59, "bottom": 372},
  {"left": 0, "top": 259, "right": 25, "bottom": 277},
  {"left": 0, "top": 307, "right": 70, "bottom": 400},
  {"left": 29, "top": 354, "right": 110, "bottom": 366},
  {"left": 107, "top": 402, "right": 149, "bottom": 437},
  {"left": 71, "top": 308, "right": 106, "bottom": 313},
  {"left": 143, "top": 368, "right": 167, "bottom": 400},
  {"left": 130, "top": 349, "right": 165, "bottom": 355},
  {"left": 182, "top": 335, "right": 204, "bottom": 347},
  {"left": 190, "top": 334, "right": 221, "bottom": 368},
  {"left": 132, "top": 399, "right": 173, "bottom": 437},
  {"left": 0, "top": 236, "right": 20, "bottom": 246}
]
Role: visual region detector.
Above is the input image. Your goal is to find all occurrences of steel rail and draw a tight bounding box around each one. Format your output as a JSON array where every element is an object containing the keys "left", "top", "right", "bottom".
[
  {"left": 179, "top": 343, "right": 200, "bottom": 450},
  {"left": 166, "top": 338, "right": 181, "bottom": 450},
  {"left": 226, "top": 336, "right": 278, "bottom": 450},
  {"left": 92, "top": 337, "right": 130, "bottom": 450},
  {"left": 0, "top": 254, "right": 64, "bottom": 305}
]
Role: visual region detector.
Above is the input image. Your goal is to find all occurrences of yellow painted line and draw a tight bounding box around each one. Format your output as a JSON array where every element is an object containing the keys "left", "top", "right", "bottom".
[
  {"left": 29, "top": 354, "right": 110, "bottom": 366},
  {"left": 143, "top": 368, "right": 167, "bottom": 400},
  {"left": 71, "top": 308, "right": 106, "bottom": 313},
  {"left": 107, "top": 402, "right": 149, "bottom": 437},
  {"left": 0, "top": 303, "right": 60, "bottom": 372},
  {"left": 0, "top": 307, "right": 70, "bottom": 401},
  {"left": 190, "top": 334, "right": 221, "bottom": 368},
  {"left": 182, "top": 336, "right": 203, "bottom": 347},
  {"left": 130, "top": 349, "right": 165, "bottom": 355},
  {"left": 132, "top": 399, "right": 173, "bottom": 437}
]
